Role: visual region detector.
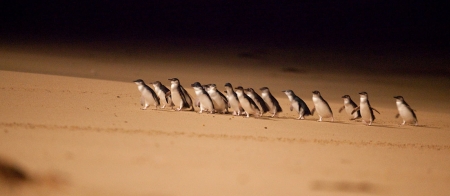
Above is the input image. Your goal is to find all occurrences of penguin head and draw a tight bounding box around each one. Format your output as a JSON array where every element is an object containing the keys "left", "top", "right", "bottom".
[
  {"left": 234, "top": 86, "right": 244, "bottom": 92},
  {"left": 208, "top": 84, "right": 218, "bottom": 91},
  {"left": 394, "top": 96, "right": 404, "bottom": 101},
  {"left": 359, "top": 92, "right": 368, "bottom": 96},
  {"left": 191, "top": 82, "right": 202, "bottom": 88},
  {"left": 359, "top": 92, "right": 368, "bottom": 100},
  {"left": 260, "top": 87, "right": 270, "bottom": 92},
  {"left": 168, "top": 78, "right": 180, "bottom": 85},
  {"left": 150, "top": 81, "right": 161, "bottom": 88},
  {"left": 224, "top": 83, "right": 234, "bottom": 91},
  {"left": 282, "top": 90, "right": 294, "bottom": 96},
  {"left": 312, "top": 90, "right": 321, "bottom": 96},
  {"left": 134, "top": 79, "right": 145, "bottom": 85},
  {"left": 201, "top": 84, "right": 209, "bottom": 91},
  {"left": 152, "top": 81, "right": 162, "bottom": 87}
]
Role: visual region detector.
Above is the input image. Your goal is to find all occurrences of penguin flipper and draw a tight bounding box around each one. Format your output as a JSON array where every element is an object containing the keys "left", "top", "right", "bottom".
[
  {"left": 338, "top": 106, "right": 345, "bottom": 113},
  {"left": 179, "top": 85, "right": 193, "bottom": 106},
  {"left": 371, "top": 107, "right": 381, "bottom": 114},
  {"left": 395, "top": 113, "right": 400, "bottom": 118},
  {"left": 351, "top": 106, "right": 360, "bottom": 114},
  {"left": 218, "top": 91, "right": 229, "bottom": 104}
]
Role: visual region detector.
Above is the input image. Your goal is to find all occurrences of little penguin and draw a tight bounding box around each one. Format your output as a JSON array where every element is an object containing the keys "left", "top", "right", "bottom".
[
  {"left": 244, "top": 88, "right": 269, "bottom": 117},
  {"left": 260, "top": 87, "right": 282, "bottom": 117},
  {"left": 224, "top": 83, "right": 244, "bottom": 116},
  {"left": 191, "top": 82, "right": 215, "bottom": 113},
  {"left": 338, "top": 95, "right": 361, "bottom": 120},
  {"left": 168, "top": 78, "right": 194, "bottom": 111},
  {"left": 283, "top": 90, "right": 311, "bottom": 119},
  {"left": 394, "top": 96, "right": 418, "bottom": 126},
  {"left": 352, "top": 92, "right": 380, "bottom": 126},
  {"left": 311, "top": 90, "right": 334, "bottom": 122},
  {"left": 151, "top": 81, "right": 174, "bottom": 109},
  {"left": 235, "top": 86, "right": 261, "bottom": 118},
  {"left": 133, "top": 79, "right": 160, "bottom": 110},
  {"left": 206, "top": 84, "right": 229, "bottom": 114}
]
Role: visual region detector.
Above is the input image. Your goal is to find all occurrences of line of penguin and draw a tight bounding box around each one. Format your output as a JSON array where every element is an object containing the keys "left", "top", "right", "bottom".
[{"left": 134, "top": 78, "right": 418, "bottom": 126}]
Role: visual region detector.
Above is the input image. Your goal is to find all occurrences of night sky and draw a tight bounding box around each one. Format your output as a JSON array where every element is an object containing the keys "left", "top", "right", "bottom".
[{"left": 1, "top": 1, "right": 448, "bottom": 61}]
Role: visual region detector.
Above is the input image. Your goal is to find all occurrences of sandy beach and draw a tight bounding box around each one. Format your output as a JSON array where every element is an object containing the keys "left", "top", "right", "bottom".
[{"left": 1, "top": 43, "right": 449, "bottom": 195}]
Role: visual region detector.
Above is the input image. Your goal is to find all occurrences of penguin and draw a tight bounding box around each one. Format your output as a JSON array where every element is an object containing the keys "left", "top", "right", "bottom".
[
  {"left": 224, "top": 83, "right": 244, "bottom": 116},
  {"left": 311, "top": 90, "right": 334, "bottom": 122},
  {"left": 151, "top": 81, "right": 174, "bottom": 109},
  {"left": 260, "top": 87, "right": 283, "bottom": 117},
  {"left": 191, "top": 82, "right": 215, "bottom": 113},
  {"left": 206, "top": 84, "right": 229, "bottom": 114},
  {"left": 283, "top": 90, "right": 311, "bottom": 119},
  {"left": 133, "top": 79, "right": 160, "bottom": 110},
  {"left": 244, "top": 88, "right": 269, "bottom": 117},
  {"left": 338, "top": 95, "right": 361, "bottom": 120},
  {"left": 235, "top": 86, "right": 261, "bottom": 118},
  {"left": 168, "top": 78, "right": 194, "bottom": 111},
  {"left": 352, "top": 92, "right": 380, "bottom": 126},
  {"left": 394, "top": 96, "right": 418, "bottom": 126}
]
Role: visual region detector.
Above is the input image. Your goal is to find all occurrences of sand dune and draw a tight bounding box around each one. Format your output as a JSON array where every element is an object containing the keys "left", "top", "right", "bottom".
[{"left": 1, "top": 45, "right": 449, "bottom": 195}]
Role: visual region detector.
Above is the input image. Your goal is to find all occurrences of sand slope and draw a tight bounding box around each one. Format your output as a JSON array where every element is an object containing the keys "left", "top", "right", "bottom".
[{"left": 1, "top": 46, "right": 450, "bottom": 195}]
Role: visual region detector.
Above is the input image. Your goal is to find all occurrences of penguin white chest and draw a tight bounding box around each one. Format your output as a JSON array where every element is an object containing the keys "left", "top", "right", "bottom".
[
  {"left": 359, "top": 102, "right": 372, "bottom": 121},
  {"left": 396, "top": 102, "right": 415, "bottom": 121},
  {"left": 171, "top": 89, "right": 182, "bottom": 105},
  {"left": 313, "top": 96, "right": 331, "bottom": 117}
]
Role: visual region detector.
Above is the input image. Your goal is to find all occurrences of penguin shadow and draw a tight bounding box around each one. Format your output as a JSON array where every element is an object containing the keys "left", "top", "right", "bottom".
[
  {"left": 391, "top": 124, "right": 438, "bottom": 129},
  {"left": 324, "top": 120, "right": 351, "bottom": 124},
  {"left": 256, "top": 116, "right": 281, "bottom": 121},
  {"left": 358, "top": 124, "right": 398, "bottom": 129},
  {"left": 0, "top": 156, "right": 68, "bottom": 193},
  {"left": 310, "top": 180, "right": 385, "bottom": 194}
]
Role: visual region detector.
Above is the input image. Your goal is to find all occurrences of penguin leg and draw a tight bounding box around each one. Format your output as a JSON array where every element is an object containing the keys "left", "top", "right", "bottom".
[
  {"left": 142, "top": 103, "right": 150, "bottom": 110},
  {"left": 401, "top": 120, "right": 406, "bottom": 125},
  {"left": 318, "top": 116, "right": 323, "bottom": 122},
  {"left": 246, "top": 112, "right": 250, "bottom": 118},
  {"left": 331, "top": 117, "right": 334, "bottom": 122}
]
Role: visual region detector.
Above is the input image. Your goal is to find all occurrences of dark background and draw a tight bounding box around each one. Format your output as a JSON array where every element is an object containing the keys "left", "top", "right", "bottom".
[{"left": 1, "top": 1, "right": 449, "bottom": 74}]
